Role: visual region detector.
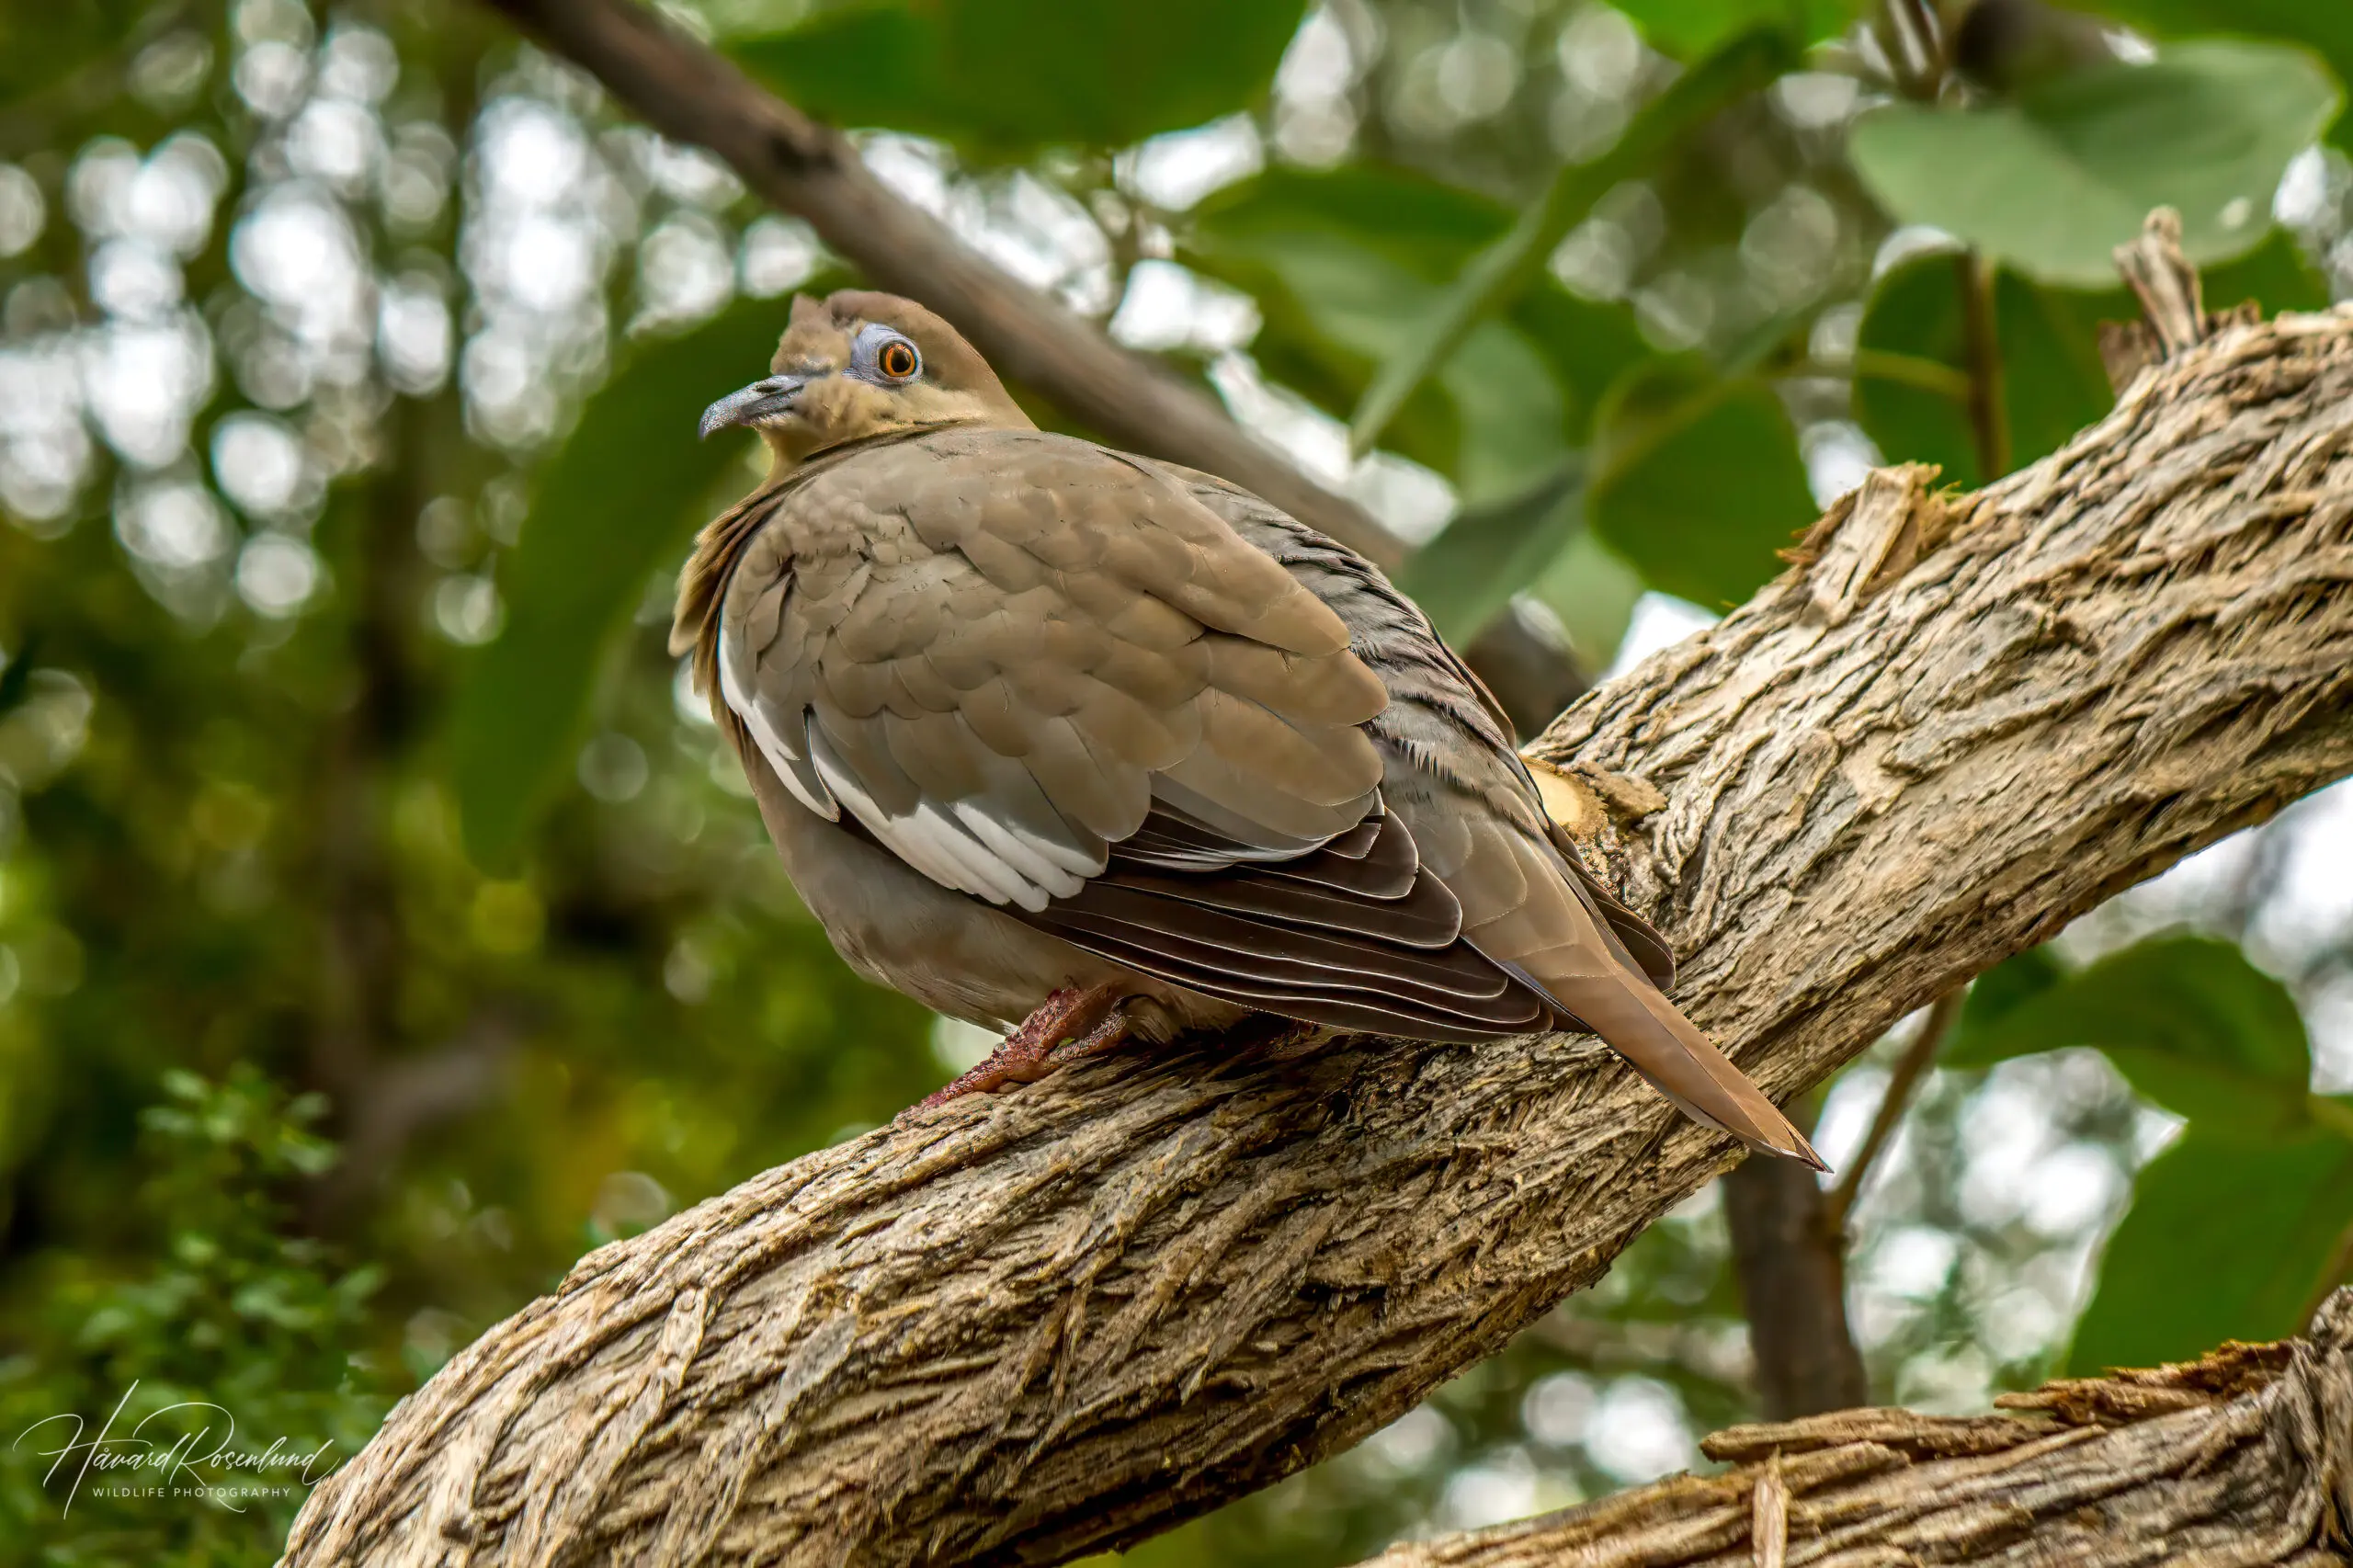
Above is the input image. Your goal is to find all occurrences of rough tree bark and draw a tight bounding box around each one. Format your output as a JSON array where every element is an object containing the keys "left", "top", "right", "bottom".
[
  {"left": 1370, "top": 1288, "right": 2353, "bottom": 1568},
  {"left": 280, "top": 286, "right": 2353, "bottom": 1564}
]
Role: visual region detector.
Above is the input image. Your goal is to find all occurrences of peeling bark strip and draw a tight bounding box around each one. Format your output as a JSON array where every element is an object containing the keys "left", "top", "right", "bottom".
[
  {"left": 282, "top": 312, "right": 2353, "bottom": 1568},
  {"left": 1369, "top": 1289, "right": 2353, "bottom": 1568}
]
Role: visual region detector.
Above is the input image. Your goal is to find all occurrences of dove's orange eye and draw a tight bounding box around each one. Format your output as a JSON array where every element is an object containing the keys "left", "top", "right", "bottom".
[{"left": 877, "top": 339, "right": 920, "bottom": 381}]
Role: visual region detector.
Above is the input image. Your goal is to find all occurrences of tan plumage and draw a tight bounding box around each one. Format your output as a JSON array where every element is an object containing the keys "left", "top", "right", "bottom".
[{"left": 676, "top": 289, "right": 1822, "bottom": 1166}]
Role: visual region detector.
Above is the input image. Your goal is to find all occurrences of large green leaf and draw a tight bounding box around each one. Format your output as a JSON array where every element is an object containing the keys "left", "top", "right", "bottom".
[
  {"left": 1584, "top": 360, "right": 1815, "bottom": 609},
  {"left": 1187, "top": 165, "right": 1646, "bottom": 472},
  {"left": 1186, "top": 167, "right": 1646, "bottom": 636},
  {"left": 1855, "top": 233, "right": 2329, "bottom": 485},
  {"left": 1347, "top": 26, "right": 1796, "bottom": 457},
  {"left": 1394, "top": 460, "right": 1585, "bottom": 643},
  {"left": 1850, "top": 41, "right": 2342, "bottom": 286},
  {"left": 449, "top": 297, "right": 804, "bottom": 868},
  {"left": 1614, "top": 0, "right": 1856, "bottom": 59},
  {"left": 1944, "top": 935, "right": 2323, "bottom": 1140},
  {"left": 1949, "top": 944, "right": 2068, "bottom": 1049},
  {"left": 2090, "top": 0, "right": 2353, "bottom": 150},
  {"left": 725, "top": 0, "right": 1306, "bottom": 153},
  {"left": 2067, "top": 1129, "right": 2353, "bottom": 1372}
]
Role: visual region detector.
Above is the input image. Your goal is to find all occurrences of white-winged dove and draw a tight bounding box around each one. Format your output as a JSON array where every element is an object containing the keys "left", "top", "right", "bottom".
[{"left": 677, "top": 290, "right": 1821, "bottom": 1166}]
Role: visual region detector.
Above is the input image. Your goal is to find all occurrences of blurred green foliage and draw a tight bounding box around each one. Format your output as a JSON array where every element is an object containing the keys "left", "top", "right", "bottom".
[
  {"left": 449, "top": 290, "right": 813, "bottom": 867},
  {"left": 1850, "top": 40, "right": 2340, "bottom": 284},
  {"left": 0, "top": 0, "right": 2348, "bottom": 1562},
  {"left": 1855, "top": 233, "right": 2329, "bottom": 486},
  {"left": 0, "top": 1069, "right": 388, "bottom": 1562},
  {"left": 727, "top": 0, "right": 1311, "bottom": 154},
  {"left": 1950, "top": 938, "right": 2353, "bottom": 1370}
]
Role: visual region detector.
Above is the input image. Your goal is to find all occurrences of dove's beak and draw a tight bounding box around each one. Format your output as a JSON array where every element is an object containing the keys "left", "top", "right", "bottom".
[{"left": 699, "top": 374, "right": 807, "bottom": 438}]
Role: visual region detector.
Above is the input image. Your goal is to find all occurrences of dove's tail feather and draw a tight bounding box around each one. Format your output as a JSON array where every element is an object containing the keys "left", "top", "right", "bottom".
[{"left": 1532, "top": 966, "right": 1824, "bottom": 1169}]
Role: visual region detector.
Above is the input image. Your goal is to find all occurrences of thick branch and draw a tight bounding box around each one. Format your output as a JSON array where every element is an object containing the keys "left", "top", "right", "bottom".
[
  {"left": 281, "top": 301, "right": 2353, "bottom": 1564},
  {"left": 1722, "top": 1151, "right": 1866, "bottom": 1419},
  {"left": 1370, "top": 1289, "right": 2353, "bottom": 1568}
]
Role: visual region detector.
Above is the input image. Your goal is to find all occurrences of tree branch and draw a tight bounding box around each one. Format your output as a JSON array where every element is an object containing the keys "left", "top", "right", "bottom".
[
  {"left": 481, "top": 0, "right": 1404, "bottom": 570},
  {"left": 282, "top": 301, "right": 2353, "bottom": 1565},
  {"left": 1818, "top": 987, "right": 1964, "bottom": 1240},
  {"left": 1723, "top": 1139, "right": 1867, "bottom": 1419},
  {"left": 1367, "top": 1288, "right": 2353, "bottom": 1568}
]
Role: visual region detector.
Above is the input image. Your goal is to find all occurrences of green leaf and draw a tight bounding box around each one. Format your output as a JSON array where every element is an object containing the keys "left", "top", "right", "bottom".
[
  {"left": 1850, "top": 41, "right": 2342, "bottom": 286},
  {"left": 2196, "top": 226, "right": 2336, "bottom": 317},
  {"left": 1187, "top": 165, "right": 1647, "bottom": 465},
  {"left": 1944, "top": 935, "right": 2318, "bottom": 1139},
  {"left": 1949, "top": 945, "right": 2068, "bottom": 1050},
  {"left": 449, "top": 297, "right": 806, "bottom": 869},
  {"left": 1585, "top": 359, "right": 1815, "bottom": 608},
  {"left": 2089, "top": 0, "right": 2353, "bottom": 151},
  {"left": 1615, "top": 0, "right": 1857, "bottom": 59},
  {"left": 725, "top": 0, "right": 1307, "bottom": 153},
  {"left": 2067, "top": 1129, "right": 2353, "bottom": 1372},
  {"left": 1855, "top": 233, "right": 2328, "bottom": 484},
  {"left": 1395, "top": 460, "right": 1585, "bottom": 643},
  {"left": 1347, "top": 26, "right": 1797, "bottom": 457}
]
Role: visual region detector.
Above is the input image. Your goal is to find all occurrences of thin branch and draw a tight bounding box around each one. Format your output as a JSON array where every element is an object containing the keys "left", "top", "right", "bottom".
[
  {"left": 1820, "top": 987, "right": 1965, "bottom": 1239},
  {"left": 1725, "top": 1140, "right": 1869, "bottom": 1417},
  {"left": 1955, "top": 250, "right": 2010, "bottom": 480},
  {"left": 1840, "top": 347, "right": 1975, "bottom": 402}
]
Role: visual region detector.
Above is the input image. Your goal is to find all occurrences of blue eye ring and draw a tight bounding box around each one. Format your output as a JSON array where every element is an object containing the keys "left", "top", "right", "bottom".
[{"left": 856, "top": 325, "right": 920, "bottom": 383}]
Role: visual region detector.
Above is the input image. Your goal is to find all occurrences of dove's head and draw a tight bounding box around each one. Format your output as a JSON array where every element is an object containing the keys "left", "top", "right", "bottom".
[{"left": 698, "top": 290, "right": 1032, "bottom": 465}]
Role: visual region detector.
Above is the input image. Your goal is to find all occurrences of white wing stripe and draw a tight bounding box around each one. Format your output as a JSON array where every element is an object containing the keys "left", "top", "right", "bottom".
[
  {"left": 719, "top": 626, "right": 837, "bottom": 820},
  {"left": 806, "top": 722, "right": 1062, "bottom": 911},
  {"left": 951, "top": 801, "right": 1085, "bottom": 901}
]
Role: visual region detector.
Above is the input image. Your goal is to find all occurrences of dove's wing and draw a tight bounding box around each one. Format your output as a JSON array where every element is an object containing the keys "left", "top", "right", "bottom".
[
  {"left": 1167, "top": 463, "right": 1820, "bottom": 1166},
  {"left": 693, "top": 426, "right": 1559, "bottom": 1039}
]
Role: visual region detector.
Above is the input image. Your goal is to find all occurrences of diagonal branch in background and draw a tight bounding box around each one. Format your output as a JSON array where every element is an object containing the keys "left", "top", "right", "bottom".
[
  {"left": 1817, "top": 986, "right": 1964, "bottom": 1240},
  {"left": 479, "top": 0, "right": 1409, "bottom": 570},
  {"left": 282, "top": 296, "right": 2353, "bottom": 1564},
  {"left": 480, "top": 0, "right": 1588, "bottom": 731},
  {"left": 1367, "top": 1289, "right": 2353, "bottom": 1568}
]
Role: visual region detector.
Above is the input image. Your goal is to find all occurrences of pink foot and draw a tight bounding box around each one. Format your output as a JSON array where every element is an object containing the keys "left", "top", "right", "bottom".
[{"left": 916, "top": 986, "right": 1132, "bottom": 1109}]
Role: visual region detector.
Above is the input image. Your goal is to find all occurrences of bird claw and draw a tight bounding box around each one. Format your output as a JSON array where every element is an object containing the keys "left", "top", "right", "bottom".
[{"left": 914, "top": 986, "right": 1129, "bottom": 1110}]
